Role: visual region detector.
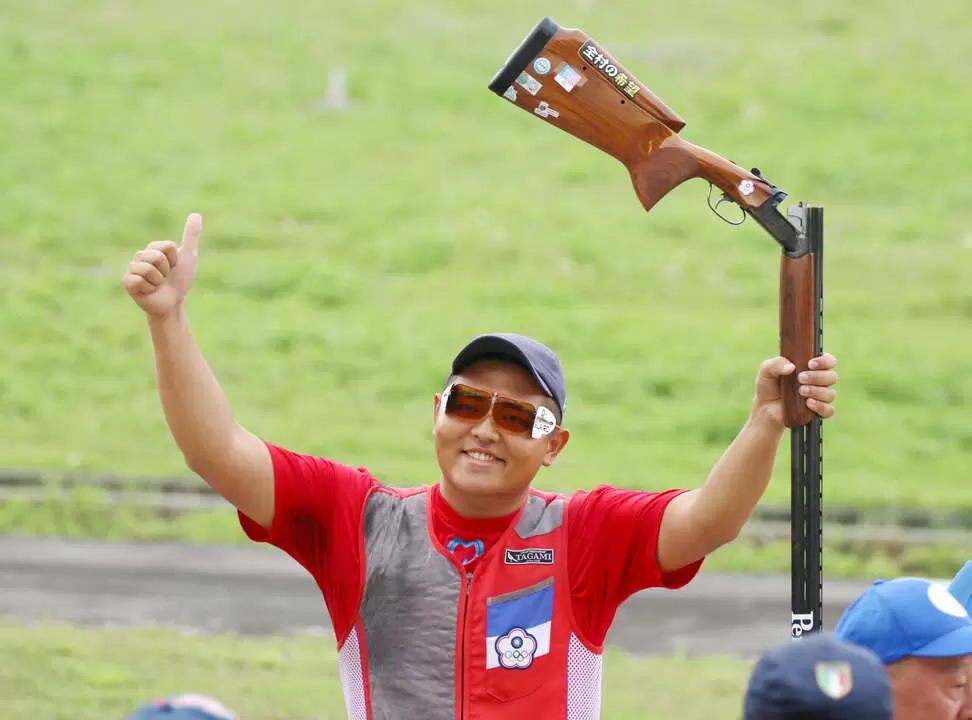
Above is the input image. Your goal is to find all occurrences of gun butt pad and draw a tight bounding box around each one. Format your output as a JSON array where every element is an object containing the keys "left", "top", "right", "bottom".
[{"left": 488, "top": 17, "right": 560, "bottom": 97}]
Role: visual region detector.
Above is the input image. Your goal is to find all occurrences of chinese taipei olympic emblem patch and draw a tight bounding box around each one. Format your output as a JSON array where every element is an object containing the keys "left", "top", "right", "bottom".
[
  {"left": 496, "top": 628, "right": 538, "bottom": 669},
  {"left": 486, "top": 581, "right": 554, "bottom": 670}
]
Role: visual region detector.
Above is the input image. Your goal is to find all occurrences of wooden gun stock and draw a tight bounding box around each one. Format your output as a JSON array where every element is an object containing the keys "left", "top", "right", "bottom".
[
  {"left": 628, "top": 136, "right": 778, "bottom": 213},
  {"left": 488, "top": 16, "right": 819, "bottom": 429}
]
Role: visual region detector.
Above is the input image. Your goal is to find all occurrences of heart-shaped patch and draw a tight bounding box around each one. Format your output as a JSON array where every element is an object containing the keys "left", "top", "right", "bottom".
[{"left": 447, "top": 537, "right": 485, "bottom": 566}]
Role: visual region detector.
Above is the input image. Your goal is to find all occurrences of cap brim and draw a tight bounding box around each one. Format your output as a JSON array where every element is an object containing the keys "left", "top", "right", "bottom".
[
  {"left": 452, "top": 336, "right": 555, "bottom": 401},
  {"left": 911, "top": 623, "right": 972, "bottom": 659}
]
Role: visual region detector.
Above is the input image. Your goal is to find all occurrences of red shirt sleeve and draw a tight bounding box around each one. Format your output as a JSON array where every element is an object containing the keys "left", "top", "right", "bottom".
[
  {"left": 567, "top": 485, "right": 704, "bottom": 647},
  {"left": 237, "top": 441, "right": 378, "bottom": 642}
]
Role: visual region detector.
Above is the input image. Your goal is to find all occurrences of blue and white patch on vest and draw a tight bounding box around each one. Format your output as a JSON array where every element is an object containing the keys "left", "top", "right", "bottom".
[{"left": 486, "top": 581, "right": 553, "bottom": 670}]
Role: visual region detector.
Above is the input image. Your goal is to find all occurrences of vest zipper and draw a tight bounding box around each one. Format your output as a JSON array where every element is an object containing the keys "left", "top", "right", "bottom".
[{"left": 458, "top": 571, "right": 473, "bottom": 719}]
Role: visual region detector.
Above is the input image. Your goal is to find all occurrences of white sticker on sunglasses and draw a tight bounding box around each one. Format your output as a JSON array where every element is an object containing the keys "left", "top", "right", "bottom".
[{"left": 532, "top": 406, "right": 557, "bottom": 439}]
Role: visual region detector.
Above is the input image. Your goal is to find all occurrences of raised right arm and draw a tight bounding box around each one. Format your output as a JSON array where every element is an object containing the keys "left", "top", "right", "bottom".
[
  {"left": 123, "top": 213, "right": 275, "bottom": 527},
  {"left": 148, "top": 309, "right": 275, "bottom": 527}
]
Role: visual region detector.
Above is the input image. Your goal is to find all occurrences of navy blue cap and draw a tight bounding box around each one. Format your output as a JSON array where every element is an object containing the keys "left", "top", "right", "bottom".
[
  {"left": 834, "top": 577, "right": 972, "bottom": 665},
  {"left": 124, "top": 694, "right": 238, "bottom": 720},
  {"left": 743, "top": 632, "right": 892, "bottom": 719},
  {"left": 451, "top": 333, "right": 567, "bottom": 419}
]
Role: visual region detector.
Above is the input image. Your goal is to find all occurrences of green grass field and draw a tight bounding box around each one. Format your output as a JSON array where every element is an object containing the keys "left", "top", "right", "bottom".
[
  {"left": 2, "top": 1, "right": 971, "bottom": 513},
  {"left": 1, "top": 621, "right": 751, "bottom": 720}
]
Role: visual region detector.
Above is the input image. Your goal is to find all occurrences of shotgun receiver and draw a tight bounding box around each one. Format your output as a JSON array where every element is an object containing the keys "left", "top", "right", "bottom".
[
  {"left": 487, "top": 17, "right": 818, "bottom": 430},
  {"left": 488, "top": 17, "right": 825, "bottom": 638}
]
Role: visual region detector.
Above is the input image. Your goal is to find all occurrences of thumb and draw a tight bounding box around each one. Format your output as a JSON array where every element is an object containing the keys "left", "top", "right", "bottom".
[
  {"left": 755, "top": 356, "right": 796, "bottom": 405},
  {"left": 759, "top": 356, "right": 796, "bottom": 380},
  {"left": 179, "top": 213, "right": 203, "bottom": 257}
]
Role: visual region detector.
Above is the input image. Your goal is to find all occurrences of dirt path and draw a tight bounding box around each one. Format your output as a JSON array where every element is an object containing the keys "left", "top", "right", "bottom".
[{"left": 0, "top": 536, "right": 880, "bottom": 657}]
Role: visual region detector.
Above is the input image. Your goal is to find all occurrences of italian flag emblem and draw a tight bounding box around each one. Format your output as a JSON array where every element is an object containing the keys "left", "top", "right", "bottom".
[{"left": 815, "top": 661, "right": 853, "bottom": 700}]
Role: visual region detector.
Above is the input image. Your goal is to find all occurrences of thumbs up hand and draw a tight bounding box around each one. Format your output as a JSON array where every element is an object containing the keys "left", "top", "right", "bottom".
[{"left": 123, "top": 213, "right": 203, "bottom": 317}]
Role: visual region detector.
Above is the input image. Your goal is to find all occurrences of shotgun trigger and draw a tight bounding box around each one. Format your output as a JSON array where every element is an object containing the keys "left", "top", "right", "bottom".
[{"left": 706, "top": 182, "right": 745, "bottom": 226}]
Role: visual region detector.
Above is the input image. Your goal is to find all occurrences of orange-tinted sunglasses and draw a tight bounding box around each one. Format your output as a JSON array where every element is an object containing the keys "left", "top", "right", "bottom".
[{"left": 442, "top": 383, "right": 558, "bottom": 439}]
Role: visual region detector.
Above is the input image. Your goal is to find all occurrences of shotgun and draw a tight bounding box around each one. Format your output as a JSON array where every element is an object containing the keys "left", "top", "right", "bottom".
[{"left": 487, "top": 17, "right": 825, "bottom": 639}]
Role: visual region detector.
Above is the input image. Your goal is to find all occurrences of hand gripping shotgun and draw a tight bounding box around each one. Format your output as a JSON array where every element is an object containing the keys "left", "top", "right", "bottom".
[{"left": 488, "top": 17, "right": 825, "bottom": 639}]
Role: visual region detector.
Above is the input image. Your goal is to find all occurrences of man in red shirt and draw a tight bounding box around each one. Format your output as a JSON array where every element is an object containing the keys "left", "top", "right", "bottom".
[{"left": 123, "top": 214, "right": 839, "bottom": 719}]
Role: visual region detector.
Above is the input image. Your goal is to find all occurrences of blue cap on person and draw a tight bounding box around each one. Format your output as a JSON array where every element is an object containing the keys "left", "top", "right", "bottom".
[
  {"left": 834, "top": 576, "right": 972, "bottom": 665},
  {"left": 948, "top": 560, "right": 972, "bottom": 614},
  {"left": 451, "top": 333, "right": 567, "bottom": 419},
  {"left": 743, "top": 632, "right": 892, "bottom": 719},
  {"left": 123, "top": 694, "right": 238, "bottom": 720}
]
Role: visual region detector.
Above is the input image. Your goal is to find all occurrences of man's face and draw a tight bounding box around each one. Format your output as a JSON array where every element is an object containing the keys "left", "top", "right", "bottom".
[
  {"left": 961, "top": 656, "right": 972, "bottom": 720},
  {"left": 887, "top": 655, "right": 971, "bottom": 720},
  {"left": 433, "top": 359, "right": 569, "bottom": 516}
]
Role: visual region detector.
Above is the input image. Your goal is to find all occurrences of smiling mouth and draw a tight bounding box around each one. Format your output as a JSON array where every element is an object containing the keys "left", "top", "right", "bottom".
[{"left": 462, "top": 450, "right": 504, "bottom": 464}]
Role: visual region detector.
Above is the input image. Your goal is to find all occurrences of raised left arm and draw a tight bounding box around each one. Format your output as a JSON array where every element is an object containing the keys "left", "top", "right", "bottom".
[{"left": 656, "top": 353, "right": 838, "bottom": 574}]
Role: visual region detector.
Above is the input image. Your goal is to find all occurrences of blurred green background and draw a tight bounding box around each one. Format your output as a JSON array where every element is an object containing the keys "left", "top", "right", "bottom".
[
  {"left": 2, "top": 1, "right": 971, "bottom": 717},
  {"left": 3, "top": 0, "right": 970, "bottom": 510}
]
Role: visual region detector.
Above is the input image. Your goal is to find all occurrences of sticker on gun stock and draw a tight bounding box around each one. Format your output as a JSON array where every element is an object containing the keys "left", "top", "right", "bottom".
[
  {"left": 515, "top": 71, "right": 542, "bottom": 96},
  {"left": 578, "top": 40, "right": 641, "bottom": 99},
  {"left": 533, "top": 101, "right": 559, "bottom": 119},
  {"left": 554, "top": 64, "right": 583, "bottom": 92}
]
